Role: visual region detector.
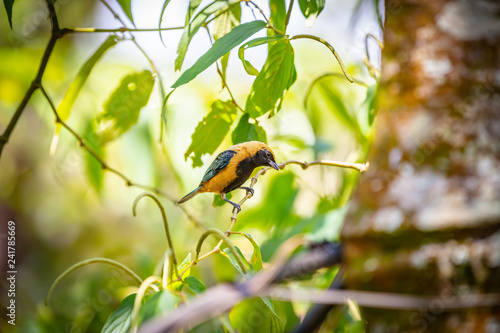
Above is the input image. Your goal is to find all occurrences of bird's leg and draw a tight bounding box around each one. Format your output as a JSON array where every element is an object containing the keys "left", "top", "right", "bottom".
[
  {"left": 238, "top": 186, "right": 254, "bottom": 197},
  {"left": 221, "top": 193, "right": 241, "bottom": 213}
]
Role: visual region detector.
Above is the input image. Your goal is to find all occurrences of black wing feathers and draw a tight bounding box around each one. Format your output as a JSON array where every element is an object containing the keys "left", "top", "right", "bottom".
[{"left": 201, "top": 150, "right": 237, "bottom": 184}]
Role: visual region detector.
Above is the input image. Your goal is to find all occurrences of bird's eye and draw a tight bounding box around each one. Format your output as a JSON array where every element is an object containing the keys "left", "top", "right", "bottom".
[{"left": 266, "top": 150, "right": 271, "bottom": 158}]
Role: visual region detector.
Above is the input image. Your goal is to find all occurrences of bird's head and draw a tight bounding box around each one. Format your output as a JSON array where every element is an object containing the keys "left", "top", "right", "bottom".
[{"left": 245, "top": 141, "right": 279, "bottom": 171}]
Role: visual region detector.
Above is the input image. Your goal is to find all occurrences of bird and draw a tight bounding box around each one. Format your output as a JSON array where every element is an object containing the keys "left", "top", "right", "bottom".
[{"left": 178, "top": 141, "right": 280, "bottom": 212}]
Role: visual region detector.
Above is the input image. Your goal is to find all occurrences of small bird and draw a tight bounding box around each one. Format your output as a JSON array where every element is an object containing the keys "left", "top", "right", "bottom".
[{"left": 178, "top": 141, "right": 280, "bottom": 212}]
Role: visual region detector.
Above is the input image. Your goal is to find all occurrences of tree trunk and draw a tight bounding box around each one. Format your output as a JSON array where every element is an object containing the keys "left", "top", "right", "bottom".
[{"left": 341, "top": 0, "right": 500, "bottom": 331}]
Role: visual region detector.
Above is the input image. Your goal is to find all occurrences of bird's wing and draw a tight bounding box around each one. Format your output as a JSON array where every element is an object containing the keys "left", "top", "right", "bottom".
[{"left": 201, "top": 150, "right": 237, "bottom": 184}]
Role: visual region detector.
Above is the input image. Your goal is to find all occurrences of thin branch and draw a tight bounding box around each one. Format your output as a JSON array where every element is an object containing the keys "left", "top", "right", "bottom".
[
  {"left": 45, "top": 257, "right": 143, "bottom": 306},
  {"left": 265, "top": 287, "right": 500, "bottom": 310},
  {"left": 364, "top": 33, "right": 383, "bottom": 79},
  {"left": 0, "top": 0, "right": 65, "bottom": 159},
  {"left": 39, "top": 86, "right": 204, "bottom": 230},
  {"left": 290, "top": 34, "right": 354, "bottom": 83},
  {"left": 304, "top": 73, "right": 370, "bottom": 107},
  {"left": 133, "top": 193, "right": 179, "bottom": 279}
]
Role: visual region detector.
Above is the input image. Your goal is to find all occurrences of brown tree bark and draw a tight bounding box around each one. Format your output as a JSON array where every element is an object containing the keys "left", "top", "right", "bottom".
[{"left": 341, "top": 0, "right": 500, "bottom": 331}]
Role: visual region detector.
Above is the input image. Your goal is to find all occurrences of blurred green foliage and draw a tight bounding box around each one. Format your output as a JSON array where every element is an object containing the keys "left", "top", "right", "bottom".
[{"left": 0, "top": 0, "right": 378, "bottom": 332}]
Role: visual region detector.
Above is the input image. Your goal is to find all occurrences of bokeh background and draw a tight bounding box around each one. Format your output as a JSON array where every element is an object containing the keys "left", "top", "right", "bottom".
[{"left": 0, "top": 0, "right": 380, "bottom": 331}]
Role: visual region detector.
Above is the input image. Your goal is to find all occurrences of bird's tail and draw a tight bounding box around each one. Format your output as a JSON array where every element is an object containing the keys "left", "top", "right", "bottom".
[{"left": 177, "top": 186, "right": 203, "bottom": 204}]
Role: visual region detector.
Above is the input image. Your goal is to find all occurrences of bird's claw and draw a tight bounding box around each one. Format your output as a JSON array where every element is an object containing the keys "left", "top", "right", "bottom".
[{"left": 233, "top": 204, "right": 241, "bottom": 213}]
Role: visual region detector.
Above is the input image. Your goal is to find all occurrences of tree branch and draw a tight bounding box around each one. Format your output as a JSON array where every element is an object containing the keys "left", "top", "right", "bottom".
[{"left": 0, "top": 0, "right": 65, "bottom": 160}]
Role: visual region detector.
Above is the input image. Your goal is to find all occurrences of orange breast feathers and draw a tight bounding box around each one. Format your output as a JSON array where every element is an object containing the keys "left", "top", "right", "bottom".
[{"left": 199, "top": 141, "right": 271, "bottom": 194}]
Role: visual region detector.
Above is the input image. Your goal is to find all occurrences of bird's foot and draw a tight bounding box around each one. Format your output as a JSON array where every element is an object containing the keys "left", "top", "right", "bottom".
[
  {"left": 232, "top": 203, "right": 241, "bottom": 214},
  {"left": 239, "top": 186, "right": 254, "bottom": 197}
]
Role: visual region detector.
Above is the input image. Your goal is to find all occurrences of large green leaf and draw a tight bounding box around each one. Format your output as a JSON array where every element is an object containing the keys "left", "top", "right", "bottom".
[
  {"left": 231, "top": 113, "right": 267, "bottom": 145},
  {"left": 229, "top": 298, "right": 284, "bottom": 333},
  {"left": 238, "top": 36, "right": 284, "bottom": 76},
  {"left": 175, "top": 0, "right": 240, "bottom": 71},
  {"left": 269, "top": 0, "right": 286, "bottom": 33},
  {"left": 101, "top": 293, "right": 136, "bottom": 333},
  {"left": 57, "top": 36, "right": 118, "bottom": 122},
  {"left": 3, "top": 0, "right": 15, "bottom": 28},
  {"left": 172, "top": 20, "right": 266, "bottom": 88},
  {"left": 95, "top": 70, "right": 155, "bottom": 144},
  {"left": 298, "top": 0, "right": 325, "bottom": 25},
  {"left": 245, "top": 39, "right": 296, "bottom": 118},
  {"left": 139, "top": 291, "right": 177, "bottom": 324},
  {"left": 184, "top": 100, "right": 237, "bottom": 167},
  {"left": 116, "top": 0, "right": 135, "bottom": 25}
]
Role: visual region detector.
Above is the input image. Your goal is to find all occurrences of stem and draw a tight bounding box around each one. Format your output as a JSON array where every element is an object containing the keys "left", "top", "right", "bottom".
[
  {"left": 290, "top": 34, "right": 354, "bottom": 83},
  {"left": 132, "top": 193, "right": 179, "bottom": 279},
  {"left": 45, "top": 258, "right": 143, "bottom": 306},
  {"left": 0, "top": 0, "right": 64, "bottom": 160},
  {"left": 131, "top": 276, "right": 162, "bottom": 331},
  {"left": 39, "top": 86, "right": 204, "bottom": 230},
  {"left": 195, "top": 229, "right": 247, "bottom": 274}
]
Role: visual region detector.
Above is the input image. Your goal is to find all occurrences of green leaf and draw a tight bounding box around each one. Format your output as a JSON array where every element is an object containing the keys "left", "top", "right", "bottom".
[
  {"left": 95, "top": 70, "right": 155, "bottom": 144},
  {"left": 238, "top": 36, "right": 284, "bottom": 76},
  {"left": 213, "top": 4, "right": 241, "bottom": 40},
  {"left": 245, "top": 39, "right": 296, "bottom": 118},
  {"left": 365, "top": 84, "right": 378, "bottom": 126},
  {"left": 184, "top": 276, "right": 206, "bottom": 294},
  {"left": 83, "top": 121, "right": 105, "bottom": 193},
  {"left": 172, "top": 20, "right": 266, "bottom": 88},
  {"left": 57, "top": 36, "right": 118, "bottom": 123},
  {"left": 185, "top": 0, "right": 204, "bottom": 25},
  {"left": 101, "top": 293, "right": 136, "bottom": 333},
  {"left": 175, "top": 0, "right": 240, "bottom": 71},
  {"left": 158, "top": 0, "right": 172, "bottom": 46},
  {"left": 298, "top": 0, "right": 325, "bottom": 25},
  {"left": 237, "top": 233, "right": 263, "bottom": 271},
  {"left": 184, "top": 100, "right": 237, "bottom": 167},
  {"left": 269, "top": 0, "right": 286, "bottom": 33},
  {"left": 3, "top": 0, "right": 15, "bottom": 29},
  {"left": 117, "top": 0, "right": 135, "bottom": 25},
  {"left": 220, "top": 246, "right": 251, "bottom": 276},
  {"left": 229, "top": 298, "right": 284, "bottom": 333},
  {"left": 231, "top": 113, "right": 267, "bottom": 145},
  {"left": 139, "top": 291, "right": 176, "bottom": 324},
  {"left": 213, "top": 192, "right": 232, "bottom": 207}
]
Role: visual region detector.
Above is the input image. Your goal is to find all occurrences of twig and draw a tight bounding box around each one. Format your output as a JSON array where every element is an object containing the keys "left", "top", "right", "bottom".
[
  {"left": 133, "top": 193, "right": 179, "bottom": 279},
  {"left": 265, "top": 287, "right": 500, "bottom": 310},
  {"left": 45, "top": 257, "right": 144, "bottom": 306},
  {"left": 39, "top": 86, "right": 204, "bottom": 230},
  {"left": 364, "top": 33, "right": 383, "bottom": 79},
  {"left": 303, "top": 73, "right": 370, "bottom": 107},
  {"left": 0, "top": 0, "right": 65, "bottom": 159},
  {"left": 290, "top": 34, "right": 354, "bottom": 83}
]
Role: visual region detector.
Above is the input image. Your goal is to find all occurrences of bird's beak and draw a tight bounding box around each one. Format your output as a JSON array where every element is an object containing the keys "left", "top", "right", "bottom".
[{"left": 269, "top": 160, "right": 280, "bottom": 171}]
